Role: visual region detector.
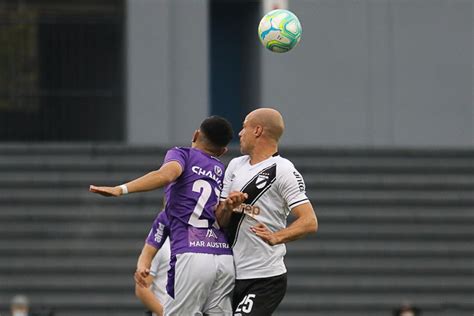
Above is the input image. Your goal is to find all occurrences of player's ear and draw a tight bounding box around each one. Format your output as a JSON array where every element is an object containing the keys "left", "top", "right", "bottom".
[
  {"left": 192, "top": 130, "right": 199, "bottom": 143},
  {"left": 254, "top": 125, "right": 263, "bottom": 137}
]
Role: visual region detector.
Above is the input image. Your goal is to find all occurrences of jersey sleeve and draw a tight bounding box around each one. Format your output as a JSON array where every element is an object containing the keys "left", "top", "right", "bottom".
[
  {"left": 220, "top": 158, "right": 237, "bottom": 201},
  {"left": 278, "top": 164, "right": 309, "bottom": 211},
  {"left": 163, "top": 147, "right": 187, "bottom": 170},
  {"left": 145, "top": 211, "right": 170, "bottom": 249}
]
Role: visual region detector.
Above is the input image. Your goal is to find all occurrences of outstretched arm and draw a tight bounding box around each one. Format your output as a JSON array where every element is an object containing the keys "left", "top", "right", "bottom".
[
  {"left": 251, "top": 202, "right": 317, "bottom": 246},
  {"left": 89, "top": 161, "right": 182, "bottom": 197}
]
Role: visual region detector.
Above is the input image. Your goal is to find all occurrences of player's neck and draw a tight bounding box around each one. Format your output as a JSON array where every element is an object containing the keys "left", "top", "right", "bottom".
[
  {"left": 249, "top": 145, "right": 278, "bottom": 165},
  {"left": 192, "top": 143, "right": 219, "bottom": 158}
]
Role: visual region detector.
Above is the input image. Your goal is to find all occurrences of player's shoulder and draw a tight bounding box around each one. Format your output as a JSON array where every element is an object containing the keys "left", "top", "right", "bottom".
[
  {"left": 168, "top": 146, "right": 190, "bottom": 153},
  {"left": 166, "top": 146, "right": 191, "bottom": 157},
  {"left": 274, "top": 154, "right": 297, "bottom": 171}
]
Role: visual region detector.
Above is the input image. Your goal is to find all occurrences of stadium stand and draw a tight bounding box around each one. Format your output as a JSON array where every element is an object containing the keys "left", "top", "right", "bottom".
[{"left": 0, "top": 144, "right": 473, "bottom": 316}]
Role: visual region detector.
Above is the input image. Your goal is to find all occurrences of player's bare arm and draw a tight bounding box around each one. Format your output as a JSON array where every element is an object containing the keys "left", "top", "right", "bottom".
[
  {"left": 215, "top": 192, "right": 248, "bottom": 228},
  {"left": 135, "top": 274, "right": 164, "bottom": 316},
  {"left": 135, "top": 244, "right": 159, "bottom": 288},
  {"left": 251, "top": 202, "right": 317, "bottom": 245},
  {"left": 89, "top": 161, "right": 183, "bottom": 197}
]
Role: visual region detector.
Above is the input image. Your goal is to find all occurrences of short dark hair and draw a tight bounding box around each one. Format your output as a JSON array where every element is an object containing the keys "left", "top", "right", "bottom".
[{"left": 200, "top": 116, "right": 233, "bottom": 147}]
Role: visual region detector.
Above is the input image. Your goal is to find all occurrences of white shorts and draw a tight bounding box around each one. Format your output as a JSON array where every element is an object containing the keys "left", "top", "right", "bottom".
[{"left": 164, "top": 253, "right": 235, "bottom": 316}]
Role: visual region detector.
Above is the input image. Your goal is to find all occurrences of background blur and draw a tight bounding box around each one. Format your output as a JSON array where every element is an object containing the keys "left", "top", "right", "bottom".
[{"left": 0, "top": 0, "right": 473, "bottom": 315}]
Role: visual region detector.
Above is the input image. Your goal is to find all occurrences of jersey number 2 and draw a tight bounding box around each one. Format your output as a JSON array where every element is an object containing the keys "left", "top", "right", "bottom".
[{"left": 188, "top": 179, "right": 219, "bottom": 228}]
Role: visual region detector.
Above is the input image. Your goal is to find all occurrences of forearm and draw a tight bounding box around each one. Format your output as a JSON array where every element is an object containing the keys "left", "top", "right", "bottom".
[
  {"left": 137, "top": 245, "right": 158, "bottom": 270},
  {"left": 272, "top": 215, "right": 317, "bottom": 245},
  {"left": 125, "top": 170, "right": 172, "bottom": 194},
  {"left": 124, "top": 161, "right": 182, "bottom": 194},
  {"left": 215, "top": 201, "right": 232, "bottom": 228},
  {"left": 136, "top": 285, "right": 163, "bottom": 316}
]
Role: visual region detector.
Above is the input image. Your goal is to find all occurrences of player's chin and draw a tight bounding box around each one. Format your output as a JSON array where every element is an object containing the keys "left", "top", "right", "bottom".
[{"left": 239, "top": 143, "right": 247, "bottom": 155}]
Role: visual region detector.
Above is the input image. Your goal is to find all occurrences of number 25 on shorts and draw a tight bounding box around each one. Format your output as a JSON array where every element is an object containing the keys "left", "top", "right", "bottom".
[{"left": 235, "top": 294, "right": 256, "bottom": 314}]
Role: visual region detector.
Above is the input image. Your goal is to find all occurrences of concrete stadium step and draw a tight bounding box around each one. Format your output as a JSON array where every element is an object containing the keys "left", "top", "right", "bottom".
[
  {"left": 1, "top": 257, "right": 135, "bottom": 273},
  {"left": 2, "top": 275, "right": 136, "bottom": 291},
  {"left": 1, "top": 143, "right": 473, "bottom": 157},
  {"left": 310, "top": 189, "right": 474, "bottom": 206},
  {"left": 0, "top": 143, "right": 159, "bottom": 154},
  {"left": 285, "top": 257, "right": 474, "bottom": 275},
  {"left": 1, "top": 205, "right": 471, "bottom": 223},
  {"left": 0, "top": 292, "right": 469, "bottom": 316},
  {"left": 1, "top": 222, "right": 472, "bottom": 241},
  {"left": 282, "top": 147, "right": 474, "bottom": 158},
  {"left": 286, "top": 240, "right": 474, "bottom": 257},
  {"left": 276, "top": 296, "right": 474, "bottom": 316},
  {"left": 274, "top": 311, "right": 473, "bottom": 316},
  {"left": 1, "top": 143, "right": 472, "bottom": 157},
  {"left": 0, "top": 172, "right": 145, "bottom": 188},
  {"left": 0, "top": 154, "right": 163, "bottom": 165},
  {"left": 308, "top": 224, "right": 474, "bottom": 241},
  {"left": 4, "top": 256, "right": 471, "bottom": 276},
  {"left": 30, "top": 310, "right": 143, "bottom": 316},
  {"left": 0, "top": 240, "right": 142, "bottom": 256},
  {"left": 3, "top": 274, "right": 473, "bottom": 293},
  {"left": 0, "top": 189, "right": 163, "bottom": 205},
  {"left": 0, "top": 292, "right": 139, "bottom": 308},
  {"left": 306, "top": 174, "right": 474, "bottom": 190},
  {"left": 1, "top": 157, "right": 472, "bottom": 174},
  {"left": 314, "top": 206, "right": 474, "bottom": 223},
  {"left": 2, "top": 239, "right": 471, "bottom": 257},
  {"left": 1, "top": 148, "right": 473, "bottom": 169},
  {"left": 3, "top": 172, "right": 474, "bottom": 190},
  {"left": 0, "top": 205, "right": 159, "bottom": 222},
  {"left": 287, "top": 275, "right": 474, "bottom": 292},
  {"left": 279, "top": 292, "right": 474, "bottom": 310},
  {"left": 1, "top": 205, "right": 472, "bottom": 226},
  {"left": 0, "top": 222, "right": 151, "bottom": 240},
  {"left": 1, "top": 188, "right": 473, "bottom": 206},
  {"left": 0, "top": 160, "right": 159, "bottom": 172}
]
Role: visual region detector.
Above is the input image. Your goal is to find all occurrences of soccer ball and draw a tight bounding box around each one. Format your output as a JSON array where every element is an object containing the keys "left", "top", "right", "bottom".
[{"left": 258, "top": 9, "right": 302, "bottom": 53}]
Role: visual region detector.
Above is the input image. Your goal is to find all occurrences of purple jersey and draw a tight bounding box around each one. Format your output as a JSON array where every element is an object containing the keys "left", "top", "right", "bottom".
[
  {"left": 163, "top": 147, "right": 231, "bottom": 256},
  {"left": 146, "top": 211, "right": 170, "bottom": 249}
]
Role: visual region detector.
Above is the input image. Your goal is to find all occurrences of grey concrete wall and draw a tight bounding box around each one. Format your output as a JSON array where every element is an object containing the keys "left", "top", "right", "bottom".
[
  {"left": 126, "top": 0, "right": 208, "bottom": 145},
  {"left": 261, "top": 0, "right": 473, "bottom": 147},
  {"left": 127, "top": 0, "right": 473, "bottom": 147}
]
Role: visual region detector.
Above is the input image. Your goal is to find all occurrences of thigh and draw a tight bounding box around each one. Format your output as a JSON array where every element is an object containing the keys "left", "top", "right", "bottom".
[
  {"left": 204, "top": 255, "right": 235, "bottom": 315},
  {"left": 233, "top": 274, "right": 287, "bottom": 316},
  {"left": 164, "top": 253, "right": 216, "bottom": 316}
]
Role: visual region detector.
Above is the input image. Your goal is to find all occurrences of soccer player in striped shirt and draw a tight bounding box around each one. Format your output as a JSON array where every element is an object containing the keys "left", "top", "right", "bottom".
[{"left": 217, "top": 108, "right": 318, "bottom": 315}]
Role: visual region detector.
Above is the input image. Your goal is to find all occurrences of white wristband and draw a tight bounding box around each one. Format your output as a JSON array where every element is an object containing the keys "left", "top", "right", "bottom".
[{"left": 119, "top": 184, "right": 128, "bottom": 195}]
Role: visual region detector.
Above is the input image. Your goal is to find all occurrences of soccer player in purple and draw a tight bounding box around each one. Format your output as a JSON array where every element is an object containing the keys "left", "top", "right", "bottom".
[{"left": 90, "top": 116, "right": 247, "bottom": 315}]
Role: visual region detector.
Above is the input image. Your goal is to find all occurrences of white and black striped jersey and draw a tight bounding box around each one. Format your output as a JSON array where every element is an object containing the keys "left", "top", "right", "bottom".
[{"left": 221, "top": 153, "right": 309, "bottom": 280}]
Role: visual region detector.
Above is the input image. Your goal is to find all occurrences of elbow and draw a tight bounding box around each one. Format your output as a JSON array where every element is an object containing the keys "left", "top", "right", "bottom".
[
  {"left": 308, "top": 216, "right": 318, "bottom": 234},
  {"left": 163, "top": 174, "right": 177, "bottom": 185}
]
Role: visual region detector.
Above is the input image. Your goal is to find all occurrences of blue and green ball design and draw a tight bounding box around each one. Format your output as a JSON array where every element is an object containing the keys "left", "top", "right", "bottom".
[{"left": 258, "top": 9, "right": 302, "bottom": 53}]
